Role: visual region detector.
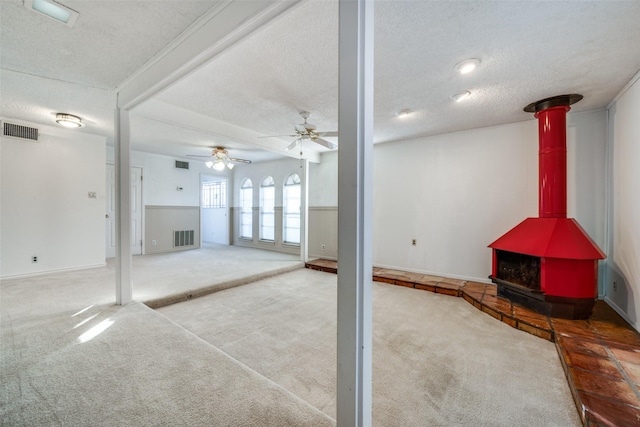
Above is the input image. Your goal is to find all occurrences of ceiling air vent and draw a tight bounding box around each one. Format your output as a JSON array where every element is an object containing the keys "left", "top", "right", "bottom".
[
  {"left": 175, "top": 160, "right": 189, "bottom": 170},
  {"left": 2, "top": 122, "right": 39, "bottom": 141}
]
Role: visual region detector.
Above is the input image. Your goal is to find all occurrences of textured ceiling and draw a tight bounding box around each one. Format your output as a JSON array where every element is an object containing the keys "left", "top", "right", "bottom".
[
  {"left": 0, "top": 0, "right": 217, "bottom": 89},
  {"left": 157, "top": 0, "right": 640, "bottom": 145},
  {"left": 2, "top": 0, "right": 640, "bottom": 163}
]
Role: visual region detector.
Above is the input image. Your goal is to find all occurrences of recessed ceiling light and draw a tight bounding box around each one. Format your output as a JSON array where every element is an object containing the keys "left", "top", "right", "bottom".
[
  {"left": 24, "top": 0, "right": 79, "bottom": 27},
  {"left": 56, "top": 113, "right": 84, "bottom": 128},
  {"left": 451, "top": 91, "right": 471, "bottom": 102},
  {"left": 396, "top": 109, "right": 412, "bottom": 118},
  {"left": 455, "top": 58, "right": 480, "bottom": 74}
]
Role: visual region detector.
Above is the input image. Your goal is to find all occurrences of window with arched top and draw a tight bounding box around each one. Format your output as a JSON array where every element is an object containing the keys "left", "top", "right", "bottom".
[
  {"left": 240, "top": 178, "right": 253, "bottom": 239},
  {"left": 260, "top": 176, "right": 275, "bottom": 241},
  {"left": 283, "top": 174, "right": 301, "bottom": 245}
]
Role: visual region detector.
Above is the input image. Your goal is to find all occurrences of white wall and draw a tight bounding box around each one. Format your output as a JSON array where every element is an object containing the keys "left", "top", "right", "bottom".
[
  {"left": 372, "top": 110, "right": 607, "bottom": 282},
  {"left": 308, "top": 151, "right": 338, "bottom": 259},
  {"left": 1, "top": 121, "right": 106, "bottom": 278},
  {"left": 309, "top": 151, "right": 338, "bottom": 207},
  {"left": 106, "top": 148, "right": 231, "bottom": 207},
  {"left": 606, "top": 73, "right": 640, "bottom": 329},
  {"left": 106, "top": 149, "right": 232, "bottom": 253},
  {"left": 373, "top": 120, "right": 534, "bottom": 280}
]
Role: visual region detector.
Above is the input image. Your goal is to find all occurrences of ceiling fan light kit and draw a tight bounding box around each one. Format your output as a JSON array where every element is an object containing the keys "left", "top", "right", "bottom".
[
  {"left": 212, "top": 161, "right": 227, "bottom": 171},
  {"left": 187, "top": 147, "right": 250, "bottom": 170}
]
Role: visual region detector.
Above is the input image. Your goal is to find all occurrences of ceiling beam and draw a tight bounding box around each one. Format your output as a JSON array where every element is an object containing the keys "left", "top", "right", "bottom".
[{"left": 116, "top": 0, "right": 300, "bottom": 110}]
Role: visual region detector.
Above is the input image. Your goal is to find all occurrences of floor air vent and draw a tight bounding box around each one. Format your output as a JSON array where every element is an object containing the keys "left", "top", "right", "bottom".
[
  {"left": 3, "top": 122, "right": 39, "bottom": 141},
  {"left": 174, "top": 230, "right": 195, "bottom": 247}
]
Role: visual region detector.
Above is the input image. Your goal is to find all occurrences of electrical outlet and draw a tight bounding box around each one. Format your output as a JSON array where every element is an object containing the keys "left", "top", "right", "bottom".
[
  {"left": 88, "top": 192, "right": 97, "bottom": 199},
  {"left": 152, "top": 240, "right": 157, "bottom": 246},
  {"left": 613, "top": 281, "right": 617, "bottom": 291},
  {"left": 321, "top": 244, "right": 325, "bottom": 250},
  {"left": 32, "top": 256, "right": 38, "bottom": 263},
  {"left": 412, "top": 239, "right": 417, "bottom": 246}
]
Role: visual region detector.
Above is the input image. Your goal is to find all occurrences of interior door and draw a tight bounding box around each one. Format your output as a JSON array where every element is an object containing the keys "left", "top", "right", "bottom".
[
  {"left": 106, "top": 164, "right": 143, "bottom": 258},
  {"left": 201, "top": 175, "right": 229, "bottom": 245}
]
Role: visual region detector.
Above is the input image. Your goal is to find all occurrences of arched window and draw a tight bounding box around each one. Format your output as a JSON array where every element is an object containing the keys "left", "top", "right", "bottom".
[
  {"left": 283, "top": 174, "right": 301, "bottom": 244},
  {"left": 260, "top": 176, "right": 275, "bottom": 241},
  {"left": 240, "top": 178, "right": 253, "bottom": 239}
]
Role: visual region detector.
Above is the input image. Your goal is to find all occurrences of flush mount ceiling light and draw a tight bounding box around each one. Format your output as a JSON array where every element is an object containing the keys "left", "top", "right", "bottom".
[
  {"left": 451, "top": 91, "right": 471, "bottom": 103},
  {"left": 24, "top": 0, "right": 79, "bottom": 27},
  {"left": 396, "top": 109, "right": 412, "bottom": 118},
  {"left": 455, "top": 58, "right": 480, "bottom": 74},
  {"left": 55, "top": 113, "right": 84, "bottom": 128}
]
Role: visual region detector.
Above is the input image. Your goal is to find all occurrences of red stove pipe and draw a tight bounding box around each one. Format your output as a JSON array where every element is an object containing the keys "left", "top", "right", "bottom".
[
  {"left": 524, "top": 94, "right": 583, "bottom": 218},
  {"left": 536, "top": 105, "right": 569, "bottom": 218}
]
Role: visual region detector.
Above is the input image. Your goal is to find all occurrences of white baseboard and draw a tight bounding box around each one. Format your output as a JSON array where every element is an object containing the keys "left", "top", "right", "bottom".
[
  {"left": 604, "top": 296, "right": 639, "bottom": 332},
  {"left": 0, "top": 263, "right": 106, "bottom": 280},
  {"left": 308, "top": 254, "right": 337, "bottom": 261}
]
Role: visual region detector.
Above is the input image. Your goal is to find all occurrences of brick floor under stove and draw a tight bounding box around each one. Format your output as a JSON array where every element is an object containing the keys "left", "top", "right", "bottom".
[{"left": 305, "top": 259, "right": 640, "bottom": 427}]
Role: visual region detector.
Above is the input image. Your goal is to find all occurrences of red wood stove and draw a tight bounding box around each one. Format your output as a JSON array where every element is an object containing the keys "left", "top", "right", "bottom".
[{"left": 489, "top": 94, "right": 605, "bottom": 319}]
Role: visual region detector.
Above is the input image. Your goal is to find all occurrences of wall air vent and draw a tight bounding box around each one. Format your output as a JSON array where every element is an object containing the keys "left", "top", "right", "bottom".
[
  {"left": 174, "top": 230, "right": 195, "bottom": 247},
  {"left": 175, "top": 160, "right": 189, "bottom": 170},
  {"left": 2, "top": 122, "right": 39, "bottom": 141}
]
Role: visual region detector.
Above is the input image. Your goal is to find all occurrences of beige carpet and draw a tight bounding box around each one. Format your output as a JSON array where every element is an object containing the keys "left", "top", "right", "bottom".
[
  {"left": 159, "top": 268, "right": 582, "bottom": 426},
  {"left": 1, "top": 245, "right": 581, "bottom": 426},
  {"left": 1, "top": 246, "right": 328, "bottom": 426},
  {"left": 1, "top": 301, "right": 333, "bottom": 426}
]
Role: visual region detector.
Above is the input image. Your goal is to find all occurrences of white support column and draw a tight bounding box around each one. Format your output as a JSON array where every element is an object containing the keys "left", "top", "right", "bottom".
[
  {"left": 115, "top": 106, "right": 133, "bottom": 305},
  {"left": 300, "top": 158, "right": 310, "bottom": 263},
  {"left": 336, "top": 0, "right": 374, "bottom": 426}
]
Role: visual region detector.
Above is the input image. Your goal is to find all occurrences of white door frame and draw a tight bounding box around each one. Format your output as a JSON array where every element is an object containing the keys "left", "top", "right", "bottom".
[{"left": 106, "top": 163, "right": 143, "bottom": 257}]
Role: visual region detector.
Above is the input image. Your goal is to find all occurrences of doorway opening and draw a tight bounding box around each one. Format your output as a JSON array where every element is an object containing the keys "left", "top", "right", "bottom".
[{"left": 201, "top": 174, "right": 229, "bottom": 245}]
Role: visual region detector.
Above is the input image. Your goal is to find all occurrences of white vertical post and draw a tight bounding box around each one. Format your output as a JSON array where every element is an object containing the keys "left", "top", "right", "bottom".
[
  {"left": 337, "top": 0, "right": 374, "bottom": 425},
  {"left": 115, "top": 106, "right": 133, "bottom": 305}
]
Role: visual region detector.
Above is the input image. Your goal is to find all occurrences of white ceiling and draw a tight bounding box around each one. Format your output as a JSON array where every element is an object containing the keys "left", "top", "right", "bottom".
[{"left": 2, "top": 0, "right": 640, "bottom": 164}]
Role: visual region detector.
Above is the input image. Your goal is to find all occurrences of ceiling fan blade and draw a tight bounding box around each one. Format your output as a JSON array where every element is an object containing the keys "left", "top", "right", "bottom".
[
  {"left": 314, "top": 138, "right": 338, "bottom": 150},
  {"left": 286, "top": 140, "right": 299, "bottom": 151},
  {"left": 258, "top": 134, "right": 298, "bottom": 138},
  {"left": 317, "top": 131, "right": 338, "bottom": 137},
  {"left": 186, "top": 154, "right": 214, "bottom": 158},
  {"left": 229, "top": 157, "right": 252, "bottom": 164}
]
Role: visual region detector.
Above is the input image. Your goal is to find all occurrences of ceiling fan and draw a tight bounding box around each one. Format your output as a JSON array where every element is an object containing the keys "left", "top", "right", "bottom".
[
  {"left": 186, "top": 147, "right": 251, "bottom": 171},
  {"left": 261, "top": 111, "right": 338, "bottom": 151}
]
